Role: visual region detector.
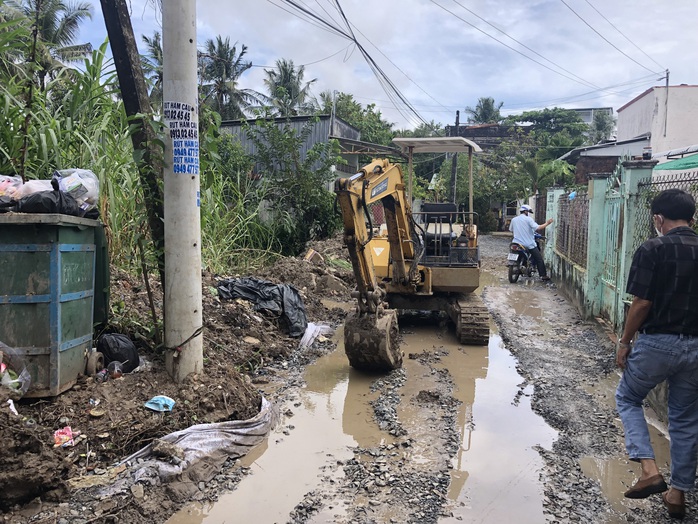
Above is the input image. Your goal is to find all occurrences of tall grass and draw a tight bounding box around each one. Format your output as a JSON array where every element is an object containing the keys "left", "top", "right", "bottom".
[{"left": 200, "top": 168, "right": 279, "bottom": 274}]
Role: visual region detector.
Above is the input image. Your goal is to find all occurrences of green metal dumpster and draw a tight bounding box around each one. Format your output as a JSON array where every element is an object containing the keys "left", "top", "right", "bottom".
[{"left": 0, "top": 213, "right": 98, "bottom": 397}]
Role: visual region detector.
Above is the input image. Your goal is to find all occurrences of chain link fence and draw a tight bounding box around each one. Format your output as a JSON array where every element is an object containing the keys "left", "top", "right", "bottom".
[
  {"left": 633, "top": 170, "right": 698, "bottom": 254},
  {"left": 555, "top": 191, "right": 589, "bottom": 268}
]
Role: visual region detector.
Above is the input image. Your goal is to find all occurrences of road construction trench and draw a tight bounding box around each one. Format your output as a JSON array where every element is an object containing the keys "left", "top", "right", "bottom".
[{"left": 169, "top": 311, "right": 564, "bottom": 523}]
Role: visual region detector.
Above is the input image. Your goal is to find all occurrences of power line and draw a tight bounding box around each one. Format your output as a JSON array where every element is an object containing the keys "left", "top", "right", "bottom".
[
  {"left": 559, "top": 0, "right": 661, "bottom": 75},
  {"left": 332, "top": 4, "right": 453, "bottom": 114},
  {"left": 583, "top": 0, "right": 665, "bottom": 71},
  {"left": 447, "top": 0, "right": 601, "bottom": 91},
  {"left": 429, "top": 0, "right": 608, "bottom": 90},
  {"left": 332, "top": 0, "right": 429, "bottom": 127},
  {"left": 273, "top": 0, "right": 430, "bottom": 128},
  {"left": 503, "top": 73, "right": 658, "bottom": 109}
]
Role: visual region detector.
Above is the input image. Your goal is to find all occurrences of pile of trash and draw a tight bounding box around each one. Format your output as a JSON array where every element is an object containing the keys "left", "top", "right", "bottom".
[
  {"left": 0, "top": 169, "right": 99, "bottom": 217},
  {"left": 0, "top": 341, "right": 31, "bottom": 400}
]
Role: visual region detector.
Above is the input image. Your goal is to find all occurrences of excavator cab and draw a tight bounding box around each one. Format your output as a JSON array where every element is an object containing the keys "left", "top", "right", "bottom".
[{"left": 334, "top": 138, "right": 490, "bottom": 373}]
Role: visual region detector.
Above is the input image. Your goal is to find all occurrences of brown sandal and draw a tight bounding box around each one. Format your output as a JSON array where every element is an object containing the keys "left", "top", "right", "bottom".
[
  {"left": 623, "top": 474, "right": 667, "bottom": 499},
  {"left": 663, "top": 492, "right": 686, "bottom": 520}
]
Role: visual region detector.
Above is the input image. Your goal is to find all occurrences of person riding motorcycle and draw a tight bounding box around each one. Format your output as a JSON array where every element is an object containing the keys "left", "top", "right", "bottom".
[{"left": 509, "top": 204, "right": 553, "bottom": 281}]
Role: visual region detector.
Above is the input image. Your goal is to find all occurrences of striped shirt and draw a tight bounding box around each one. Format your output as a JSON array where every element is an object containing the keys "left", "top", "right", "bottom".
[{"left": 626, "top": 226, "right": 698, "bottom": 335}]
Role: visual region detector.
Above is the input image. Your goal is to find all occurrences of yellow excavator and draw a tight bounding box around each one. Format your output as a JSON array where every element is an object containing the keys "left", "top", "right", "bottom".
[{"left": 334, "top": 137, "right": 490, "bottom": 372}]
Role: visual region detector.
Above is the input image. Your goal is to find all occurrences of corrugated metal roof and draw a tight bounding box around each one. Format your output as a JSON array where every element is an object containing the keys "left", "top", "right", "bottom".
[{"left": 392, "top": 137, "right": 483, "bottom": 154}]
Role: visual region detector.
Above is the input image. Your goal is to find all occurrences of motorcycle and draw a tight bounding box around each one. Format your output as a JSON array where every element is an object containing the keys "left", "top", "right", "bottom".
[{"left": 507, "top": 233, "right": 543, "bottom": 283}]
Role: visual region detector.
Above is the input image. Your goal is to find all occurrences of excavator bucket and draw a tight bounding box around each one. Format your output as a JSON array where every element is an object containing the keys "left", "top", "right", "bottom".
[{"left": 343, "top": 309, "right": 402, "bottom": 372}]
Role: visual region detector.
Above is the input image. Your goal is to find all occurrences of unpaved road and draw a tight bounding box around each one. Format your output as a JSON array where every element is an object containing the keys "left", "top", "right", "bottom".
[{"left": 167, "top": 235, "right": 683, "bottom": 524}]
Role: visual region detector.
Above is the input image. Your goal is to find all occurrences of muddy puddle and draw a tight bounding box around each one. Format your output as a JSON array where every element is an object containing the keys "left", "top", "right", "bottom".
[
  {"left": 579, "top": 371, "right": 671, "bottom": 521},
  {"left": 170, "top": 310, "right": 560, "bottom": 523}
]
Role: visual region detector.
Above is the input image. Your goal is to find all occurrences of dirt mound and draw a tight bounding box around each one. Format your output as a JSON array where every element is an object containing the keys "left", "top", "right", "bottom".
[{"left": 0, "top": 236, "right": 354, "bottom": 518}]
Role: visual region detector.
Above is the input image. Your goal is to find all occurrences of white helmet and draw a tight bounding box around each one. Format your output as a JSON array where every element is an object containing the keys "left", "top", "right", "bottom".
[{"left": 520, "top": 204, "right": 533, "bottom": 213}]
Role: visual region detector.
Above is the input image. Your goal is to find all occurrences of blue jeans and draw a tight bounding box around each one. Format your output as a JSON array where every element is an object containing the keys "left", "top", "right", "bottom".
[{"left": 615, "top": 333, "right": 698, "bottom": 491}]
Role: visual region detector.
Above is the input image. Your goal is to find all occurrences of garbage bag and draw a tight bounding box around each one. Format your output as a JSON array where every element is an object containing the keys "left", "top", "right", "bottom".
[
  {"left": 96, "top": 333, "right": 140, "bottom": 373},
  {"left": 14, "top": 179, "right": 52, "bottom": 199},
  {"left": 0, "top": 340, "right": 31, "bottom": 397},
  {"left": 217, "top": 277, "right": 308, "bottom": 337},
  {"left": 0, "top": 175, "right": 22, "bottom": 198},
  {"left": 14, "top": 189, "right": 81, "bottom": 216},
  {"left": 52, "top": 169, "right": 99, "bottom": 214}
]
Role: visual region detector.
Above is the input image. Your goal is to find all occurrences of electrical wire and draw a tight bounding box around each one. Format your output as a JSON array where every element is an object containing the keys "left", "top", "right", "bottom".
[
  {"left": 332, "top": 0, "right": 427, "bottom": 127},
  {"left": 448, "top": 0, "right": 601, "bottom": 91},
  {"left": 330, "top": 3, "right": 453, "bottom": 114},
  {"left": 583, "top": 0, "right": 665, "bottom": 71},
  {"left": 429, "top": 0, "right": 606, "bottom": 90},
  {"left": 559, "top": 0, "right": 662, "bottom": 75}
]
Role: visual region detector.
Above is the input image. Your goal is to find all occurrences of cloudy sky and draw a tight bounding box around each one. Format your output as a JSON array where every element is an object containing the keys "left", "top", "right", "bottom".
[{"left": 79, "top": 0, "right": 698, "bottom": 130}]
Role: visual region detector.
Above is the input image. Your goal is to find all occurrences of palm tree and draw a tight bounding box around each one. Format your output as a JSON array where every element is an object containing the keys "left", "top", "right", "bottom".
[
  {"left": 4, "top": 0, "right": 93, "bottom": 89},
  {"left": 199, "top": 36, "right": 262, "bottom": 120},
  {"left": 589, "top": 111, "right": 616, "bottom": 144},
  {"left": 263, "top": 58, "right": 317, "bottom": 117},
  {"left": 464, "top": 97, "right": 503, "bottom": 124},
  {"left": 141, "top": 31, "right": 163, "bottom": 108}
]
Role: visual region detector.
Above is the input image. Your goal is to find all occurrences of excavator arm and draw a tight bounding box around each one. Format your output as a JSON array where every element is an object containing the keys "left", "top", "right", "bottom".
[
  {"left": 334, "top": 159, "right": 422, "bottom": 312},
  {"left": 334, "top": 159, "right": 422, "bottom": 372}
]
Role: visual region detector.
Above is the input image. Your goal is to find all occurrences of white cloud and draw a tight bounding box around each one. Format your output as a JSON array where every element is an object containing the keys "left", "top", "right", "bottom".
[{"left": 80, "top": 0, "right": 698, "bottom": 129}]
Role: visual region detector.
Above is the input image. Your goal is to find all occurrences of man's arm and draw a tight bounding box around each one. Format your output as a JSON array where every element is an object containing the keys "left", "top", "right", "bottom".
[
  {"left": 536, "top": 218, "right": 553, "bottom": 232},
  {"left": 616, "top": 296, "right": 653, "bottom": 368}
]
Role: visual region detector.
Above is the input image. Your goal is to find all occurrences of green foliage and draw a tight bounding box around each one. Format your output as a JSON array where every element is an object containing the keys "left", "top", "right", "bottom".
[
  {"left": 319, "top": 91, "right": 394, "bottom": 146},
  {"left": 199, "top": 36, "right": 262, "bottom": 120},
  {"left": 435, "top": 153, "right": 505, "bottom": 226},
  {"left": 464, "top": 97, "right": 503, "bottom": 124},
  {"left": 394, "top": 121, "right": 444, "bottom": 138},
  {"left": 217, "top": 132, "right": 253, "bottom": 184},
  {"left": 589, "top": 111, "right": 616, "bottom": 145},
  {"left": 199, "top": 167, "right": 278, "bottom": 273},
  {"left": 504, "top": 107, "right": 587, "bottom": 139},
  {"left": 245, "top": 110, "right": 343, "bottom": 255},
  {"left": 2, "top": 0, "right": 94, "bottom": 90},
  {"left": 263, "top": 58, "right": 317, "bottom": 117}
]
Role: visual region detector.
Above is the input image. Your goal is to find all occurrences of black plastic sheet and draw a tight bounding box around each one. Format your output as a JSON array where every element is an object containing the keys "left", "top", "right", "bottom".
[{"left": 217, "top": 277, "right": 308, "bottom": 337}]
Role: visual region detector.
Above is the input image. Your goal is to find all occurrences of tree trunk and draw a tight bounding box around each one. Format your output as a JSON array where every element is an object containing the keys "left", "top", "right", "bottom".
[{"left": 100, "top": 0, "right": 165, "bottom": 285}]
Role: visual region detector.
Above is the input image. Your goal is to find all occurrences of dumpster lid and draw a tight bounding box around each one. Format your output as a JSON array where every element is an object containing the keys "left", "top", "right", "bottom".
[{"left": 0, "top": 213, "right": 100, "bottom": 227}]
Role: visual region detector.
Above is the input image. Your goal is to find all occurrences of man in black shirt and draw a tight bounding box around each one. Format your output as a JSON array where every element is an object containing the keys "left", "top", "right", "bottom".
[{"left": 616, "top": 188, "right": 698, "bottom": 519}]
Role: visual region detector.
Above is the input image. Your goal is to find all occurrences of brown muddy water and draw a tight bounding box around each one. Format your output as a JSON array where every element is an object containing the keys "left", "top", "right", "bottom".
[
  {"left": 170, "top": 327, "right": 557, "bottom": 522},
  {"left": 169, "top": 272, "right": 672, "bottom": 523}
]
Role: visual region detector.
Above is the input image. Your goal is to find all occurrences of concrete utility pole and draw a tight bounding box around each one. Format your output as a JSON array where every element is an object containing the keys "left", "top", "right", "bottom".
[
  {"left": 449, "top": 110, "right": 459, "bottom": 203},
  {"left": 163, "top": 1, "right": 203, "bottom": 381}
]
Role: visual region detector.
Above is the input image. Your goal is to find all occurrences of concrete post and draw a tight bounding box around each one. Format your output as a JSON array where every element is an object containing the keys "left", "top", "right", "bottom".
[
  {"left": 163, "top": 1, "right": 203, "bottom": 381},
  {"left": 544, "top": 187, "right": 565, "bottom": 270},
  {"left": 585, "top": 174, "right": 611, "bottom": 317},
  {"left": 614, "top": 160, "right": 658, "bottom": 331}
]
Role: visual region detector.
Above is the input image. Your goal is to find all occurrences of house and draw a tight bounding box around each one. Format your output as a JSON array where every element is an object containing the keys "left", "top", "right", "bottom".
[
  {"left": 570, "top": 107, "right": 614, "bottom": 128},
  {"left": 560, "top": 84, "right": 698, "bottom": 177},
  {"left": 559, "top": 135, "right": 651, "bottom": 183},
  {"left": 617, "top": 84, "right": 698, "bottom": 159}
]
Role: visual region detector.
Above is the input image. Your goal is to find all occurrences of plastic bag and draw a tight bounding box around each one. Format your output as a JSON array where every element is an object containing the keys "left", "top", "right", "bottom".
[
  {"left": 217, "top": 277, "right": 308, "bottom": 337},
  {"left": 0, "top": 175, "right": 22, "bottom": 197},
  {"left": 53, "top": 169, "right": 99, "bottom": 214},
  {"left": 97, "top": 334, "right": 139, "bottom": 373},
  {"left": 14, "top": 189, "right": 81, "bottom": 216},
  {"left": 0, "top": 340, "right": 31, "bottom": 396},
  {"left": 299, "top": 322, "right": 334, "bottom": 349},
  {"left": 15, "top": 179, "right": 52, "bottom": 199}
]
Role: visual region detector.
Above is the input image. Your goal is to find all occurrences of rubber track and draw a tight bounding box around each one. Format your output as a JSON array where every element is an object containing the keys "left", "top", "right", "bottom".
[{"left": 456, "top": 294, "right": 490, "bottom": 345}]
